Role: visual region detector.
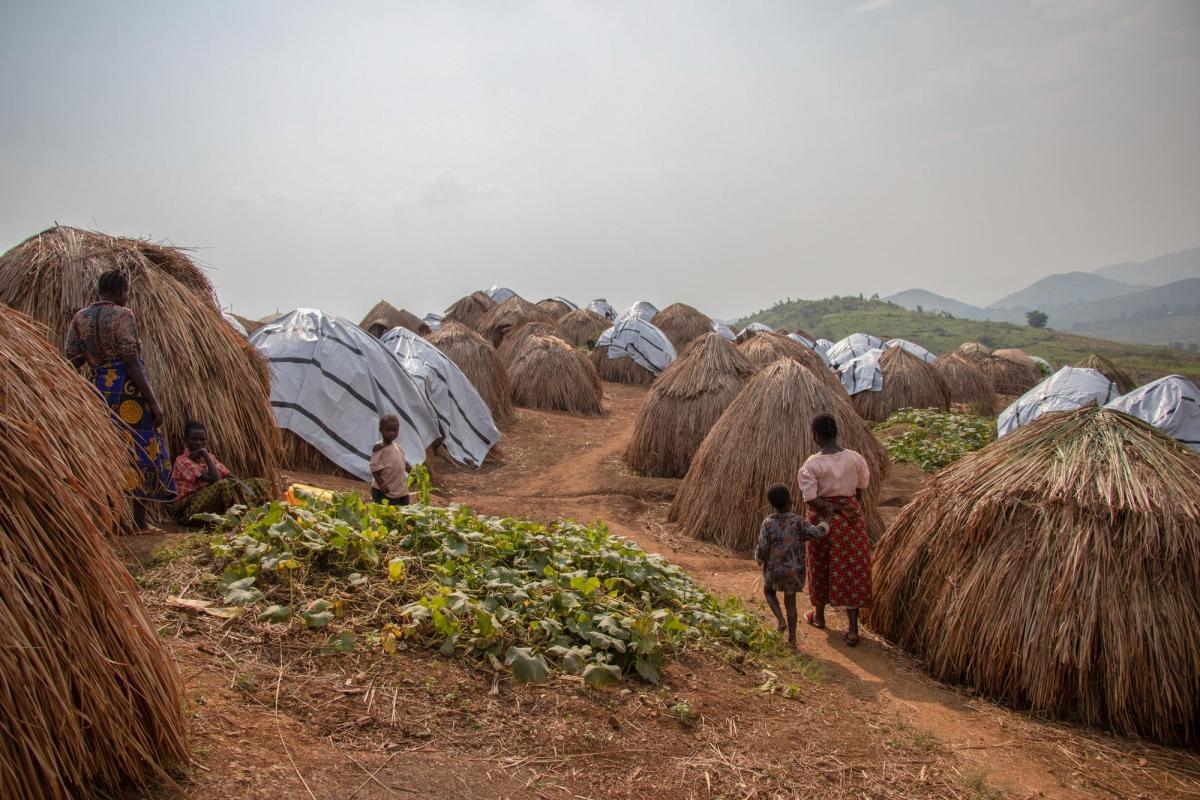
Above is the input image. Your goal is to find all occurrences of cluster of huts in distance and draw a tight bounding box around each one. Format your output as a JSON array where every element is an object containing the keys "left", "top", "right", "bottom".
[{"left": 0, "top": 225, "right": 1198, "bottom": 797}]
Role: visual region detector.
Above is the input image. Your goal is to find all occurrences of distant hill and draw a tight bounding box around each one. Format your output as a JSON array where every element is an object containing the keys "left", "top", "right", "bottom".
[
  {"left": 1049, "top": 278, "right": 1200, "bottom": 333},
  {"left": 989, "top": 271, "right": 1146, "bottom": 310},
  {"left": 1093, "top": 247, "right": 1200, "bottom": 286},
  {"left": 883, "top": 289, "right": 1021, "bottom": 324}
]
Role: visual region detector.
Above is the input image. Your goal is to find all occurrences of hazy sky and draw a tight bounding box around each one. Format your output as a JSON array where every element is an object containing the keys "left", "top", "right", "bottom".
[{"left": 2, "top": 1, "right": 1197, "bottom": 321}]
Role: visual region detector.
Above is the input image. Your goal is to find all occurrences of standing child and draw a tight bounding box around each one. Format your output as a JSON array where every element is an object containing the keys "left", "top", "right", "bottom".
[
  {"left": 370, "top": 414, "right": 412, "bottom": 505},
  {"left": 756, "top": 483, "right": 830, "bottom": 647}
]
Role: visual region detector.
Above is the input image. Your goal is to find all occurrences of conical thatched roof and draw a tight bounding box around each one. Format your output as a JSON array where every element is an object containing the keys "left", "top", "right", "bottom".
[
  {"left": 559, "top": 308, "right": 610, "bottom": 348},
  {"left": 426, "top": 321, "right": 514, "bottom": 424},
  {"left": 993, "top": 348, "right": 1037, "bottom": 371},
  {"left": 0, "top": 306, "right": 187, "bottom": 798},
  {"left": 934, "top": 353, "right": 999, "bottom": 415},
  {"left": 496, "top": 320, "right": 567, "bottom": 367},
  {"left": 851, "top": 347, "right": 951, "bottom": 422},
  {"left": 736, "top": 332, "right": 847, "bottom": 398},
  {"left": 1075, "top": 353, "right": 1135, "bottom": 394},
  {"left": 651, "top": 303, "right": 713, "bottom": 351},
  {"left": 956, "top": 342, "right": 992, "bottom": 358},
  {"left": 233, "top": 313, "right": 265, "bottom": 335},
  {"left": 0, "top": 225, "right": 281, "bottom": 488},
  {"left": 443, "top": 291, "right": 497, "bottom": 329},
  {"left": 589, "top": 345, "right": 657, "bottom": 384},
  {"left": 534, "top": 298, "right": 575, "bottom": 320},
  {"left": 959, "top": 347, "right": 1041, "bottom": 396},
  {"left": 509, "top": 335, "right": 604, "bottom": 416},
  {"left": 476, "top": 296, "right": 556, "bottom": 347},
  {"left": 868, "top": 407, "right": 1200, "bottom": 745},
  {"left": 360, "top": 300, "right": 429, "bottom": 338},
  {"left": 624, "top": 334, "right": 756, "bottom": 478},
  {"left": 668, "top": 358, "right": 889, "bottom": 550}
]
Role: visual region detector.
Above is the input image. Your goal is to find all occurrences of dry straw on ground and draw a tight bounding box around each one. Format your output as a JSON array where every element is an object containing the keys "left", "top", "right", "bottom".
[
  {"left": 534, "top": 298, "right": 574, "bottom": 320},
  {"left": 0, "top": 225, "right": 281, "bottom": 487},
  {"left": 934, "top": 353, "right": 999, "bottom": 415},
  {"left": 558, "top": 308, "right": 610, "bottom": 348},
  {"left": 427, "top": 321, "right": 514, "bottom": 424},
  {"left": 443, "top": 291, "right": 497, "bottom": 329},
  {"left": 496, "top": 320, "right": 566, "bottom": 367},
  {"left": 868, "top": 407, "right": 1200, "bottom": 745},
  {"left": 509, "top": 334, "right": 604, "bottom": 415},
  {"left": 589, "top": 345, "right": 658, "bottom": 384},
  {"left": 0, "top": 306, "right": 187, "bottom": 798},
  {"left": 360, "top": 300, "right": 429, "bottom": 338},
  {"left": 852, "top": 347, "right": 951, "bottom": 422},
  {"left": 651, "top": 303, "right": 712, "bottom": 351},
  {"left": 624, "top": 333, "right": 756, "bottom": 478},
  {"left": 1076, "top": 353, "right": 1135, "bottom": 394},
  {"left": 736, "top": 332, "right": 847, "bottom": 398},
  {"left": 476, "top": 297, "right": 556, "bottom": 348},
  {"left": 669, "top": 358, "right": 889, "bottom": 550}
]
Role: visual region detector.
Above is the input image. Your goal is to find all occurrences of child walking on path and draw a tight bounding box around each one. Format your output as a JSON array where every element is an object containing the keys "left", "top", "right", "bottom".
[
  {"left": 756, "top": 483, "right": 830, "bottom": 647},
  {"left": 370, "top": 414, "right": 412, "bottom": 505}
]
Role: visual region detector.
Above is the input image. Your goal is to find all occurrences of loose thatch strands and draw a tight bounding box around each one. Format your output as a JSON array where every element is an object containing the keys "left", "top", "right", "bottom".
[
  {"left": 0, "top": 306, "right": 187, "bottom": 798},
  {"left": 534, "top": 298, "right": 574, "bottom": 320},
  {"left": 559, "top": 308, "right": 610, "bottom": 348},
  {"left": 0, "top": 225, "right": 281, "bottom": 490},
  {"left": 624, "top": 333, "right": 756, "bottom": 478},
  {"left": 427, "top": 322, "right": 514, "bottom": 425},
  {"left": 509, "top": 335, "right": 604, "bottom": 416},
  {"left": 496, "top": 320, "right": 567, "bottom": 367},
  {"left": 360, "top": 299, "right": 429, "bottom": 338},
  {"left": 669, "top": 359, "right": 889, "bottom": 550},
  {"left": 476, "top": 296, "right": 556, "bottom": 348},
  {"left": 934, "top": 353, "right": 999, "bottom": 416},
  {"left": 736, "top": 332, "right": 848, "bottom": 398},
  {"left": 869, "top": 408, "right": 1200, "bottom": 745},
  {"left": 851, "top": 347, "right": 951, "bottom": 422},
  {"left": 443, "top": 291, "right": 497, "bottom": 329},
  {"left": 651, "top": 303, "right": 713, "bottom": 351},
  {"left": 1076, "top": 352, "right": 1135, "bottom": 394},
  {"left": 589, "top": 345, "right": 657, "bottom": 384}
]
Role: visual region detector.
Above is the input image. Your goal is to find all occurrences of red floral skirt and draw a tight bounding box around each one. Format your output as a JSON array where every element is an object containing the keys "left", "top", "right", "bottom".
[{"left": 806, "top": 497, "right": 872, "bottom": 609}]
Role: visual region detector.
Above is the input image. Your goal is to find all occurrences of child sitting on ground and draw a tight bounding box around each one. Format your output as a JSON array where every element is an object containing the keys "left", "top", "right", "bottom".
[
  {"left": 370, "top": 414, "right": 412, "bottom": 505},
  {"left": 756, "top": 483, "right": 830, "bottom": 647},
  {"left": 170, "top": 420, "right": 271, "bottom": 523}
]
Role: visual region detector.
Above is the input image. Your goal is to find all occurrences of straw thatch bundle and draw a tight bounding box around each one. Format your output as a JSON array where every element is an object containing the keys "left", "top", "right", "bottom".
[
  {"left": 0, "top": 225, "right": 281, "bottom": 486},
  {"left": 651, "top": 303, "right": 712, "bottom": 350},
  {"left": 852, "top": 347, "right": 951, "bottom": 422},
  {"left": 534, "top": 298, "right": 574, "bottom": 320},
  {"left": 1075, "top": 353, "right": 1135, "bottom": 394},
  {"left": 976, "top": 354, "right": 1041, "bottom": 395},
  {"left": 0, "top": 306, "right": 187, "bottom": 798},
  {"left": 736, "top": 333, "right": 847, "bottom": 398},
  {"left": 624, "top": 334, "right": 756, "bottom": 478},
  {"left": 476, "top": 297, "right": 556, "bottom": 347},
  {"left": 869, "top": 407, "right": 1200, "bottom": 744},
  {"left": 443, "top": 291, "right": 497, "bottom": 329},
  {"left": 496, "top": 320, "right": 566, "bottom": 367},
  {"left": 559, "top": 308, "right": 610, "bottom": 348},
  {"left": 934, "top": 353, "right": 999, "bottom": 415},
  {"left": 589, "top": 345, "right": 657, "bottom": 384},
  {"left": 361, "top": 300, "right": 429, "bottom": 338},
  {"left": 668, "top": 359, "right": 889, "bottom": 550},
  {"left": 509, "top": 335, "right": 604, "bottom": 415},
  {"left": 426, "top": 322, "right": 514, "bottom": 424}
]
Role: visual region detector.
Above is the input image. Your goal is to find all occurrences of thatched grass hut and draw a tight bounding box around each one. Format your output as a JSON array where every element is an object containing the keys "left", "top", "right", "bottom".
[
  {"left": 1075, "top": 353, "right": 1135, "bottom": 394},
  {"left": 534, "top": 298, "right": 575, "bottom": 320},
  {"left": 559, "top": 308, "right": 610, "bottom": 348},
  {"left": 476, "top": 296, "right": 556, "bottom": 347},
  {"left": 852, "top": 347, "right": 951, "bottom": 422},
  {"left": 361, "top": 300, "right": 429, "bottom": 338},
  {"left": 590, "top": 345, "right": 657, "bottom": 384},
  {"left": 668, "top": 359, "right": 889, "bottom": 550},
  {"left": 869, "top": 407, "right": 1200, "bottom": 745},
  {"left": 993, "top": 347, "right": 1037, "bottom": 372},
  {"left": 426, "top": 321, "right": 514, "bottom": 425},
  {"left": 958, "top": 346, "right": 1040, "bottom": 395},
  {"left": 0, "top": 225, "right": 281, "bottom": 486},
  {"left": 496, "top": 320, "right": 566, "bottom": 367},
  {"left": 0, "top": 306, "right": 188, "bottom": 798},
  {"left": 443, "top": 291, "right": 497, "bottom": 329},
  {"left": 233, "top": 313, "right": 266, "bottom": 336},
  {"left": 956, "top": 342, "right": 992, "bottom": 358},
  {"left": 934, "top": 353, "right": 999, "bottom": 415},
  {"left": 651, "top": 303, "right": 712, "bottom": 350},
  {"left": 624, "top": 334, "right": 756, "bottom": 478},
  {"left": 509, "top": 335, "right": 604, "bottom": 415},
  {"left": 736, "top": 332, "right": 847, "bottom": 398}
]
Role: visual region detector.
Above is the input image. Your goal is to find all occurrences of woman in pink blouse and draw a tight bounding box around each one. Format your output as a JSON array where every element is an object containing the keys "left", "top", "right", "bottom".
[{"left": 797, "top": 414, "right": 872, "bottom": 646}]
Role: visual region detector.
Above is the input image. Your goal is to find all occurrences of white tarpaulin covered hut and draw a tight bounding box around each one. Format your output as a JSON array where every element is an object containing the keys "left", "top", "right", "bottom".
[
  {"left": 827, "top": 333, "right": 885, "bottom": 368},
  {"left": 814, "top": 338, "right": 834, "bottom": 362},
  {"left": 621, "top": 301, "right": 659, "bottom": 321},
  {"left": 381, "top": 327, "right": 500, "bottom": 467},
  {"left": 486, "top": 286, "right": 517, "bottom": 304},
  {"left": 422, "top": 312, "right": 444, "bottom": 331},
  {"left": 596, "top": 317, "right": 677, "bottom": 375},
  {"left": 787, "top": 331, "right": 816, "bottom": 349},
  {"left": 735, "top": 322, "right": 774, "bottom": 342},
  {"left": 1106, "top": 375, "right": 1200, "bottom": 452},
  {"left": 997, "top": 366, "right": 1118, "bottom": 437},
  {"left": 838, "top": 348, "right": 884, "bottom": 396},
  {"left": 885, "top": 338, "right": 936, "bottom": 364},
  {"left": 713, "top": 322, "right": 736, "bottom": 341},
  {"left": 588, "top": 298, "right": 616, "bottom": 320},
  {"left": 251, "top": 309, "right": 441, "bottom": 480}
]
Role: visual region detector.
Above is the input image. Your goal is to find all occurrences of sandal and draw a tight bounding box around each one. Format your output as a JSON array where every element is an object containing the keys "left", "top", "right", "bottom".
[
  {"left": 804, "top": 610, "right": 825, "bottom": 629},
  {"left": 844, "top": 632, "right": 860, "bottom": 647}
]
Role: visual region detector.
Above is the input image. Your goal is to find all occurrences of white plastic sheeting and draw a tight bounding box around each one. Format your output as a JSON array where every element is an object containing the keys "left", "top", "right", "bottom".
[
  {"left": 1106, "top": 375, "right": 1200, "bottom": 452},
  {"left": 486, "top": 286, "right": 517, "bottom": 303},
  {"left": 620, "top": 301, "right": 659, "bottom": 321},
  {"left": 1029, "top": 355, "right": 1053, "bottom": 376},
  {"left": 712, "top": 322, "right": 736, "bottom": 341},
  {"left": 997, "top": 367, "right": 1119, "bottom": 437},
  {"left": 596, "top": 318, "right": 677, "bottom": 375},
  {"left": 422, "top": 313, "right": 444, "bottom": 331},
  {"left": 588, "top": 299, "right": 616, "bottom": 320},
  {"left": 814, "top": 339, "right": 834, "bottom": 363},
  {"left": 250, "top": 309, "right": 441, "bottom": 481},
  {"left": 827, "top": 333, "right": 885, "bottom": 368},
  {"left": 885, "top": 338, "right": 935, "bottom": 364},
  {"left": 380, "top": 327, "right": 500, "bottom": 467},
  {"left": 788, "top": 331, "right": 816, "bottom": 349},
  {"left": 838, "top": 348, "right": 884, "bottom": 396},
  {"left": 222, "top": 310, "right": 248, "bottom": 338}
]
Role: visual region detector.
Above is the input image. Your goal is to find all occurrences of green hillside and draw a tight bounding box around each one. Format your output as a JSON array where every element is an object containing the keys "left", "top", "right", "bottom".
[{"left": 736, "top": 296, "right": 1200, "bottom": 383}]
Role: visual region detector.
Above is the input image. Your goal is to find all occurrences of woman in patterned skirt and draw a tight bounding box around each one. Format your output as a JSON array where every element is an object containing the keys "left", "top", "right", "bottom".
[
  {"left": 798, "top": 414, "right": 872, "bottom": 646},
  {"left": 65, "top": 270, "right": 175, "bottom": 531}
]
